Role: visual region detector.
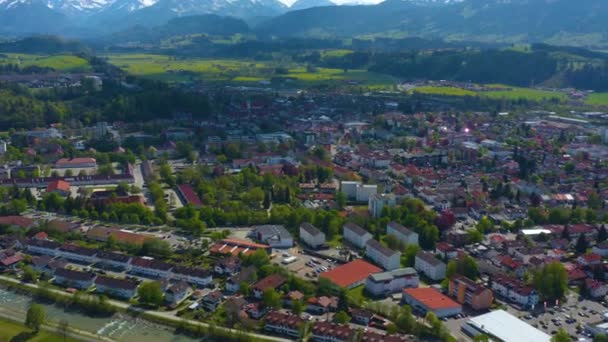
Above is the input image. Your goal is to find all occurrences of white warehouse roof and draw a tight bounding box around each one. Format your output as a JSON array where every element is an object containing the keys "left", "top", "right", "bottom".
[{"left": 464, "top": 310, "right": 550, "bottom": 342}]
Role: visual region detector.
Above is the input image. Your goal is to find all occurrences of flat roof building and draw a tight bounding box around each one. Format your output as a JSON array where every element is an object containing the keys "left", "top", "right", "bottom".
[
  {"left": 462, "top": 310, "right": 550, "bottom": 342},
  {"left": 319, "top": 259, "right": 381, "bottom": 289}
]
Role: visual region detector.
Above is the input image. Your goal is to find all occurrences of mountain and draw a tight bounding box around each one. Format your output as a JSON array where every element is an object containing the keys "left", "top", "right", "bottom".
[
  {"left": 0, "top": 35, "right": 89, "bottom": 53},
  {"left": 0, "top": 0, "right": 69, "bottom": 34},
  {"left": 289, "top": 0, "right": 334, "bottom": 11},
  {"left": 258, "top": 0, "right": 608, "bottom": 47}
]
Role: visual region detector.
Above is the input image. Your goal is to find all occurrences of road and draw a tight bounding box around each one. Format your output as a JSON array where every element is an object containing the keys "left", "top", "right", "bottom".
[{"left": 0, "top": 275, "right": 290, "bottom": 342}]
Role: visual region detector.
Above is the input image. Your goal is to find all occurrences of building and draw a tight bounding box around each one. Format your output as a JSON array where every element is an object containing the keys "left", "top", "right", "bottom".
[
  {"left": 319, "top": 259, "right": 381, "bottom": 289},
  {"left": 171, "top": 266, "right": 213, "bottom": 287},
  {"left": 343, "top": 222, "right": 372, "bottom": 249},
  {"left": 95, "top": 251, "right": 131, "bottom": 270},
  {"left": 306, "top": 296, "right": 338, "bottom": 314},
  {"left": 252, "top": 225, "right": 293, "bottom": 248},
  {"left": 252, "top": 274, "right": 287, "bottom": 299},
  {"left": 47, "top": 180, "right": 70, "bottom": 196},
  {"left": 177, "top": 184, "right": 203, "bottom": 208},
  {"left": 210, "top": 239, "right": 271, "bottom": 257},
  {"left": 95, "top": 275, "right": 138, "bottom": 299},
  {"left": 491, "top": 274, "right": 539, "bottom": 309},
  {"left": 264, "top": 311, "right": 304, "bottom": 339},
  {"left": 365, "top": 239, "right": 401, "bottom": 270},
  {"left": 26, "top": 238, "right": 61, "bottom": 256},
  {"left": 463, "top": 310, "right": 550, "bottom": 342},
  {"left": 214, "top": 256, "right": 241, "bottom": 275},
  {"left": 299, "top": 223, "right": 326, "bottom": 249},
  {"left": 356, "top": 184, "right": 378, "bottom": 203},
  {"left": 368, "top": 194, "right": 396, "bottom": 218},
  {"left": 414, "top": 251, "right": 446, "bottom": 281},
  {"left": 340, "top": 181, "right": 360, "bottom": 199},
  {"left": 201, "top": 291, "right": 223, "bottom": 311},
  {"left": 53, "top": 268, "right": 96, "bottom": 289},
  {"left": 402, "top": 287, "right": 462, "bottom": 318},
  {"left": 57, "top": 244, "right": 97, "bottom": 264},
  {"left": 448, "top": 275, "right": 493, "bottom": 310},
  {"left": 311, "top": 322, "right": 356, "bottom": 342},
  {"left": 54, "top": 157, "right": 97, "bottom": 168},
  {"left": 165, "top": 281, "right": 191, "bottom": 304},
  {"left": 585, "top": 279, "right": 608, "bottom": 299},
  {"left": 225, "top": 266, "right": 256, "bottom": 293},
  {"left": 365, "top": 268, "right": 419, "bottom": 297},
  {"left": 130, "top": 257, "right": 173, "bottom": 278},
  {"left": 31, "top": 255, "right": 66, "bottom": 276},
  {"left": 386, "top": 222, "right": 418, "bottom": 246}
]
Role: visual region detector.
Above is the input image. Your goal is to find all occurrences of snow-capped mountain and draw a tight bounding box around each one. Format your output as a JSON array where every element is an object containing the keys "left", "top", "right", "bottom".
[{"left": 289, "top": 0, "right": 334, "bottom": 11}]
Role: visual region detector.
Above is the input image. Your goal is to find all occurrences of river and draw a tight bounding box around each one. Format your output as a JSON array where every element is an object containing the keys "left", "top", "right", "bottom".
[{"left": 0, "top": 286, "right": 200, "bottom": 341}]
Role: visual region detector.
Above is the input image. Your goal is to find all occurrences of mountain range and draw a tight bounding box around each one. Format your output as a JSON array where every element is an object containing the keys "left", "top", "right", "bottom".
[{"left": 1, "top": 0, "right": 608, "bottom": 49}]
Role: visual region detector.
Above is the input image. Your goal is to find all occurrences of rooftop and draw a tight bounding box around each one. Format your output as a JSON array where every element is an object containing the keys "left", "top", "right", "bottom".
[
  {"left": 320, "top": 259, "right": 381, "bottom": 288},
  {"left": 465, "top": 310, "right": 550, "bottom": 342},
  {"left": 403, "top": 287, "right": 461, "bottom": 311}
]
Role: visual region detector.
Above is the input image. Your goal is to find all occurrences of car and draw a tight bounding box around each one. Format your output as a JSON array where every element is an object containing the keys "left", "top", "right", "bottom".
[{"left": 524, "top": 314, "right": 533, "bottom": 320}]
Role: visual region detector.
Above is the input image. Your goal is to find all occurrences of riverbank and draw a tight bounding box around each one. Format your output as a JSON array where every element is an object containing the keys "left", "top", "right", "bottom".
[
  {"left": 0, "top": 275, "right": 289, "bottom": 342},
  {"left": 0, "top": 307, "right": 94, "bottom": 342}
]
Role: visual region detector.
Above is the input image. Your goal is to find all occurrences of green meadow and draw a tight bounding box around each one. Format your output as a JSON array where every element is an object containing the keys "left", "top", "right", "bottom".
[
  {"left": 411, "top": 84, "right": 567, "bottom": 101},
  {"left": 0, "top": 53, "right": 91, "bottom": 72},
  {"left": 585, "top": 92, "right": 608, "bottom": 106}
]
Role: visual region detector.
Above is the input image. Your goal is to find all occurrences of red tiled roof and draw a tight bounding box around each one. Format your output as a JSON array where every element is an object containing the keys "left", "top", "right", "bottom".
[
  {"left": 252, "top": 274, "right": 286, "bottom": 293},
  {"left": 319, "top": 259, "right": 381, "bottom": 288},
  {"left": 47, "top": 180, "right": 70, "bottom": 192},
  {"left": 55, "top": 157, "right": 96, "bottom": 165},
  {"left": 0, "top": 216, "right": 34, "bottom": 228},
  {"left": 403, "top": 287, "right": 461, "bottom": 310},
  {"left": 177, "top": 184, "right": 203, "bottom": 207}
]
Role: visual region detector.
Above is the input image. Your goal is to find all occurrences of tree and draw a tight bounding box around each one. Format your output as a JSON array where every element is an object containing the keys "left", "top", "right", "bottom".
[
  {"left": 551, "top": 328, "right": 570, "bottom": 342},
  {"left": 533, "top": 262, "right": 568, "bottom": 300},
  {"left": 598, "top": 225, "right": 608, "bottom": 243},
  {"left": 561, "top": 225, "right": 570, "bottom": 240},
  {"left": 575, "top": 234, "right": 588, "bottom": 254},
  {"left": 402, "top": 244, "right": 420, "bottom": 267},
  {"left": 473, "top": 335, "right": 490, "bottom": 342},
  {"left": 446, "top": 255, "right": 479, "bottom": 280},
  {"left": 293, "top": 300, "right": 304, "bottom": 315},
  {"left": 25, "top": 303, "right": 45, "bottom": 332},
  {"left": 22, "top": 265, "right": 38, "bottom": 283},
  {"left": 588, "top": 191, "right": 602, "bottom": 210},
  {"left": 476, "top": 216, "right": 493, "bottom": 234},
  {"left": 336, "top": 192, "right": 346, "bottom": 210},
  {"left": 138, "top": 281, "right": 164, "bottom": 306},
  {"left": 334, "top": 311, "right": 351, "bottom": 324},
  {"left": 262, "top": 288, "right": 281, "bottom": 309},
  {"left": 140, "top": 239, "right": 171, "bottom": 258},
  {"left": 467, "top": 229, "right": 483, "bottom": 244}
]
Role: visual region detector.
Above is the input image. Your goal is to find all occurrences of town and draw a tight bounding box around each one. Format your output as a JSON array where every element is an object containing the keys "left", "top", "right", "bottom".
[{"left": 0, "top": 55, "right": 607, "bottom": 342}]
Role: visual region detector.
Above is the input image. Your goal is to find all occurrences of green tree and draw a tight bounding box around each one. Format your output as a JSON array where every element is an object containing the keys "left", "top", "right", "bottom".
[
  {"left": 141, "top": 239, "right": 171, "bottom": 258},
  {"left": 25, "top": 303, "right": 46, "bottom": 332},
  {"left": 599, "top": 225, "right": 608, "bottom": 243},
  {"left": 138, "top": 281, "right": 164, "bottom": 306},
  {"left": 446, "top": 255, "right": 479, "bottom": 280},
  {"left": 334, "top": 311, "right": 351, "bottom": 324},
  {"left": 533, "top": 262, "right": 568, "bottom": 300},
  {"left": 402, "top": 244, "right": 421, "bottom": 267},
  {"left": 575, "top": 234, "right": 588, "bottom": 254},
  {"left": 473, "top": 335, "right": 490, "bottom": 342},
  {"left": 22, "top": 265, "right": 38, "bottom": 283},
  {"left": 476, "top": 216, "right": 493, "bottom": 234},
  {"left": 293, "top": 300, "right": 304, "bottom": 315},
  {"left": 588, "top": 191, "right": 602, "bottom": 210},
  {"left": 336, "top": 192, "right": 346, "bottom": 210},
  {"left": 262, "top": 288, "right": 281, "bottom": 309},
  {"left": 551, "top": 328, "right": 571, "bottom": 342}
]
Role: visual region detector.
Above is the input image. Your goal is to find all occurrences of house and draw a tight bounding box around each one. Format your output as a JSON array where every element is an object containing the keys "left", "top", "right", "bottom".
[
  {"left": 320, "top": 259, "right": 381, "bottom": 289},
  {"left": 95, "top": 251, "right": 131, "bottom": 270},
  {"left": 95, "top": 275, "right": 138, "bottom": 299},
  {"left": 593, "top": 241, "right": 608, "bottom": 257},
  {"left": 47, "top": 180, "right": 70, "bottom": 196},
  {"left": 252, "top": 274, "right": 286, "bottom": 299},
  {"left": 31, "top": 255, "right": 67, "bottom": 276},
  {"left": 365, "top": 239, "right": 401, "bottom": 271},
  {"left": 577, "top": 253, "right": 602, "bottom": 267},
  {"left": 246, "top": 302, "right": 269, "bottom": 319},
  {"left": 210, "top": 238, "right": 271, "bottom": 257},
  {"left": 491, "top": 274, "right": 539, "bottom": 309},
  {"left": 360, "top": 331, "right": 413, "bottom": 342},
  {"left": 54, "top": 157, "right": 97, "bottom": 168},
  {"left": 177, "top": 184, "right": 203, "bottom": 208},
  {"left": 0, "top": 252, "right": 22, "bottom": 269},
  {"left": 57, "top": 244, "right": 97, "bottom": 264},
  {"left": 311, "top": 322, "right": 356, "bottom": 342},
  {"left": 386, "top": 222, "right": 418, "bottom": 246},
  {"left": 343, "top": 222, "right": 372, "bottom": 249},
  {"left": 282, "top": 290, "right": 304, "bottom": 308},
  {"left": 26, "top": 239, "right": 61, "bottom": 256},
  {"left": 448, "top": 275, "right": 493, "bottom": 310},
  {"left": 350, "top": 308, "right": 374, "bottom": 326},
  {"left": 299, "top": 223, "right": 326, "bottom": 249},
  {"left": 585, "top": 279, "right": 608, "bottom": 299},
  {"left": 435, "top": 242, "right": 458, "bottom": 260},
  {"left": 264, "top": 311, "right": 304, "bottom": 339},
  {"left": 53, "top": 268, "right": 96, "bottom": 289},
  {"left": 86, "top": 227, "right": 151, "bottom": 246},
  {"left": 252, "top": 225, "right": 293, "bottom": 248},
  {"left": 0, "top": 216, "right": 36, "bottom": 229},
  {"left": 201, "top": 291, "right": 223, "bottom": 311},
  {"left": 130, "top": 257, "right": 172, "bottom": 278},
  {"left": 225, "top": 266, "right": 257, "bottom": 293},
  {"left": 365, "top": 268, "right": 419, "bottom": 297},
  {"left": 165, "top": 281, "right": 191, "bottom": 304},
  {"left": 306, "top": 296, "right": 338, "bottom": 314},
  {"left": 214, "top": 256, "right": 241, "bottom": 275},
  {"left": 402, "top": 287, "right": 462, "bottom": 318},
  {"left": 171, "top": 266, "right": 212, "bottom": 287},
  {"left": 414, "top": 251, "right": 446, "bottom": 281}
]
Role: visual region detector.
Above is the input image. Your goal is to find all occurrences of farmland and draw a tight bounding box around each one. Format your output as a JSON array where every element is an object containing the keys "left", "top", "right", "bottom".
[
  {"left": 585, "top": 92, "right": 608, "bottom": 106},
  {"left": 103, "top": 53, "right": 396, "bottom": 87},
  {"left": 0, "top": 53, "right": 91, "bottom": 72},
  {"left": 411, "top": 84, "right": 567, "bottom": 102}
]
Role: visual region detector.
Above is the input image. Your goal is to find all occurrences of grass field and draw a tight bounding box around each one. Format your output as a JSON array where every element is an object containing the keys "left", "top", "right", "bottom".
[
  {"left": 104, "top": 53, "right": 396, "bottom": 87},
  {"left": 0, "top": 317, "right": 82, "bottom": 342},
  {"left": 585, "top": 92, "right": 608, "bottom": 106},
  {"left": 0, "top": 53, "right": 91, "bottom": 72},
  {"left": 412, "top": 85, "right": 567, "bottom": 101}
]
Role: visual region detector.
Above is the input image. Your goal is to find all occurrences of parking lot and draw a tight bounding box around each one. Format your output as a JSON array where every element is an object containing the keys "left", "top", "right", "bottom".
[{"left": 275, "top": 248, "right": 337, "bottom": 281}]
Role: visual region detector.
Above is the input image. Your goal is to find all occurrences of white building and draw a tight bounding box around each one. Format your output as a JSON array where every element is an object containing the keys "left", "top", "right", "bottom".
[
  {"left": 340, "top": 181, "right": 359, "bottom": 199},
  {"left": 365, "top": 268, "right": 419, "bottom": 297},
  {"left": 463, "top": 310, "right": 550, "bottom": 342},
  {"left": 365, "top": 239, "right": 401, "bottom": 271},
  {"left": 368, "top": 193, "right": 396, "bottom": 218},
  {"left": 299, "top": 223, "right": 326, "bottom": 249},
  {"left": 0, "top": 140, "right": 6, "bottom": 155},
  {"left": 386, "top": 221, "right": 418, "bottom": 246},
  {"left": 356, "top": 184, "right": 378, "bottom": 202},
  {"left": 414, "top": 251, "right": 446, "bottom": 281},
  {"left": 252, "top": 225, "right": 294, "bottom": 249},
  {"left": 343, "top": 222, "right": 372, "bottom": 249}
]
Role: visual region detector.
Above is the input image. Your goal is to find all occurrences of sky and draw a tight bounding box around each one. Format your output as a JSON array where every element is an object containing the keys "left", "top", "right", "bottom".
[{"left": 280, "top": 0, "right": 383, "bottom": 8}]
